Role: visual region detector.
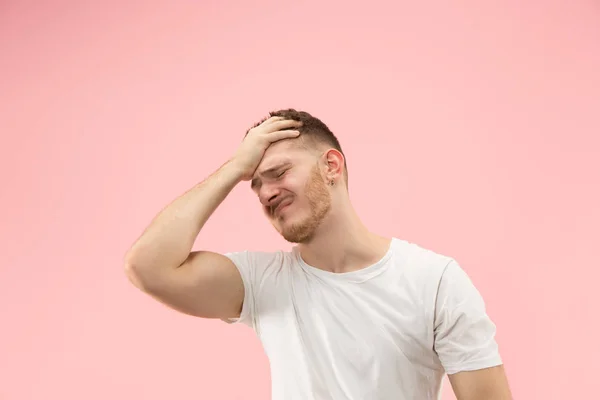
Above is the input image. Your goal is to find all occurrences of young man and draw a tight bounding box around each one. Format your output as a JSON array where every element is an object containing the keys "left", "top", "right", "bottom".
[{"left": 124, "top": 109, "right": 512, "bottom": 399}]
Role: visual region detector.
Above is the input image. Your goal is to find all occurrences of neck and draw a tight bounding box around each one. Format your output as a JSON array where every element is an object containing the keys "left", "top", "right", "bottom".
[{"left": 296, "top": 201, "right": 392, "bottom": 273}]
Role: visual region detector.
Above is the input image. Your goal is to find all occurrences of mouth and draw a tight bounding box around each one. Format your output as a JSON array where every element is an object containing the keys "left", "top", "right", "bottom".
[{"left": 273, "top": 199, "right": 293, "bottom": 217}]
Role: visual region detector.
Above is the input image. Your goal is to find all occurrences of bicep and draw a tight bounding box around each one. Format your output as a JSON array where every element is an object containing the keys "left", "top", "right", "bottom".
[
  {"left": 448, "top": 365, "right": 513, "bottom": 400},
  {"left": 128, "top": 250, "right": 245, "bottom": 319}
]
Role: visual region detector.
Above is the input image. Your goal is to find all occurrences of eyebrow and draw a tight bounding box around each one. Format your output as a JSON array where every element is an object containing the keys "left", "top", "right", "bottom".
[{"left": 250, "top": 161, "right": 292, "bottom": 189}]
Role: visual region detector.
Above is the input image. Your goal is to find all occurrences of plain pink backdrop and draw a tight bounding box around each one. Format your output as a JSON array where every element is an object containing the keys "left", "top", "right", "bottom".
[{"left": 1, "top": 1, "right": 599, "bottom": 399}]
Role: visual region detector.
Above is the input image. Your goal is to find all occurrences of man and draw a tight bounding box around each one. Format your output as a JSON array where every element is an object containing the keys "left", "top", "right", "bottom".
[{"left": 124, "top": 109, "right": 512, "bottom": 399}]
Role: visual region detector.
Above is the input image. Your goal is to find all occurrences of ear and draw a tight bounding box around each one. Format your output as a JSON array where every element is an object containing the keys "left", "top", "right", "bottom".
[{"left": 323, "top": 149, "right": 345, "bottom": 181}]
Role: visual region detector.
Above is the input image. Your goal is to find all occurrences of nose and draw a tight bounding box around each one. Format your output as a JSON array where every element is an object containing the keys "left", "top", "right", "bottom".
[{"left": 258, "top": 182, "right": 281, "bottom": 207}]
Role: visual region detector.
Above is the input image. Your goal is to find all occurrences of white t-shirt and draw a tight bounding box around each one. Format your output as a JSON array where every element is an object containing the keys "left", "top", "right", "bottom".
[{"left": 224, "top": 237, "right": 502, "bottom": 400}]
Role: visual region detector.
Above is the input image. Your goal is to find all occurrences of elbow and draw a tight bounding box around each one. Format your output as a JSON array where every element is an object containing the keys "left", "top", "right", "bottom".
[
  {"left": 123, "top": 251, "right": 137, "bottom": 278},
  {"left": 123, "top": 260, "right": 144, "bottom": 289},
  {"left": 123, "top": 251, "right": 151, "bottom": 290},
  {"left": 122, "top": 256, "right": 167, "bottom": 295}
]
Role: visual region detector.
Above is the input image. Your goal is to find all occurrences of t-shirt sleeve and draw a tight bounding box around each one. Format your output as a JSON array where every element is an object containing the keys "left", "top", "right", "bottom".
[
  {"left": 433, "top": 259, "right": 503, "bottom": 375},
  {"left": 221, "top": 250, "right": 280, "bottom": 328}
]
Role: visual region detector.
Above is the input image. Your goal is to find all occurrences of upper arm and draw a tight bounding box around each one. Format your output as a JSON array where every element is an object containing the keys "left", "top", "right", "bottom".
[
  {"left": 448, "top": 365, "right": 513, "bottom": 400},
  {"left": 433, "top": 260, "right": 508, "bottom": 391},
  {"left": 126, "top": 250, "right": 245, "bottom": 320}
]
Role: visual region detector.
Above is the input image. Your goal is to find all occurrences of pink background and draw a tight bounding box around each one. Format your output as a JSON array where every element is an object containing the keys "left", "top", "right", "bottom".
[{"left": 1, "top": 1, "right": 599, "bottom": 399}]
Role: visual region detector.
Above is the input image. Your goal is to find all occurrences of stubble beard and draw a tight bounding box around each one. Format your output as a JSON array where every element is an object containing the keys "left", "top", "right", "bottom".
[{"left": 278, "top": 165, "right": 332, "bottom": 244}]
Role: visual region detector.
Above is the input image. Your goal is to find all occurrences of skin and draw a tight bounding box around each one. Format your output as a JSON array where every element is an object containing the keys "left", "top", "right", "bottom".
[
  {"left": 249, "top": 137, "right": 390, "bottom": 273},
  {"left": 449, "top": 365, "right": 513, "bottom": 400},
  {"left": 124, "top": 116, "right": 512, "bottom": 399}
]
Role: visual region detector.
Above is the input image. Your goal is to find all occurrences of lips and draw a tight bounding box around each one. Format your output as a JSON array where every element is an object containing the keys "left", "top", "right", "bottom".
[{"left": 273, "top": 198, "right": 293, "bottom": 216}]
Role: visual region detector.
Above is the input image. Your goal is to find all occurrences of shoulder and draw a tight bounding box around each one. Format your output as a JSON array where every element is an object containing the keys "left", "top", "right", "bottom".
[
  {"left": 220, "top": 249, "right": 296, "bottom": 327},
  {"left": 224, "top": 249, "right": 288, "bottom": 269},
  {"left": 391, "top": 238, "right": 455, "bottom": 284},
  {"left": 223, "top": 248, "right": 296, "bottom": 283}
]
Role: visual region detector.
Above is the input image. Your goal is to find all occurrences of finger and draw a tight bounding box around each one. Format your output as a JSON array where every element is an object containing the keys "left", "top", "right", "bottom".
[
  {"left": 268, "top": 119, "right": 303, "bottom": 132},
  {"left": 261, "top": 116, "right": 285, "bottom": 125},
  {"left": 267, "top": 129, "right": 301, "bottom": 143}
]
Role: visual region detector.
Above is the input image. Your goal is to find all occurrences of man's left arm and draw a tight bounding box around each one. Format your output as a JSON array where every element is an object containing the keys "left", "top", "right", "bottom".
[
  {"left": 448, "top": 365, "right": 513, "bottom": 400},
  {"left": 433, "top": 260, "right": 513, "bottom": 400}
]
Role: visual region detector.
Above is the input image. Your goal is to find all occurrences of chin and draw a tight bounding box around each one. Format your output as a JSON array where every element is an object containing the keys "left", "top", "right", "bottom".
[
  {"left": 281, "top": 217, "right": 322, "bottom": 244},
  {"left": 281, "top": 229, "right": 313, "bottom": 244}
]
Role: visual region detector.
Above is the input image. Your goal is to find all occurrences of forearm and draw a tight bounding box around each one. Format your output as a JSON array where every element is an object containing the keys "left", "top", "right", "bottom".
[{"left": 124, "top": 159, "right": 243, "bottom": 271}]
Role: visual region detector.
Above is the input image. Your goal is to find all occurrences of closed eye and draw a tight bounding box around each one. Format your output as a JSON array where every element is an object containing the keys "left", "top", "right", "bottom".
[
  {"left": 274, "top": 167, "right": 290, "bottom": 179},
  {"left": 251, "top": 163, "right": 292, "bottom": 191}
]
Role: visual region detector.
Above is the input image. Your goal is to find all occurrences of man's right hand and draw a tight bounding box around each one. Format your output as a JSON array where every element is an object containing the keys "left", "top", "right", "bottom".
[{"left": 232, "top": 116, "right": 303, "bottom": 181}]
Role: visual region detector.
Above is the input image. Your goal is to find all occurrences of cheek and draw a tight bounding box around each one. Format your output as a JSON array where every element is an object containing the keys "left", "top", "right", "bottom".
[{"left": 283, "top": 174, "right": 306, "bottom": 192}]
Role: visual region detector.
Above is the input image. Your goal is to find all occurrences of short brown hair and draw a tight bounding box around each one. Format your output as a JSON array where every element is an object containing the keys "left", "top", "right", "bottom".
[{"left": 248, "top": 108, "right": 348, "bottom": 184}]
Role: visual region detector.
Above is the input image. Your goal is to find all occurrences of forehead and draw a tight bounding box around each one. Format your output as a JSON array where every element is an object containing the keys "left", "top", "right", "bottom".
[{"left": 257, "top": 140, "right": 309, "bottom": 171}]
